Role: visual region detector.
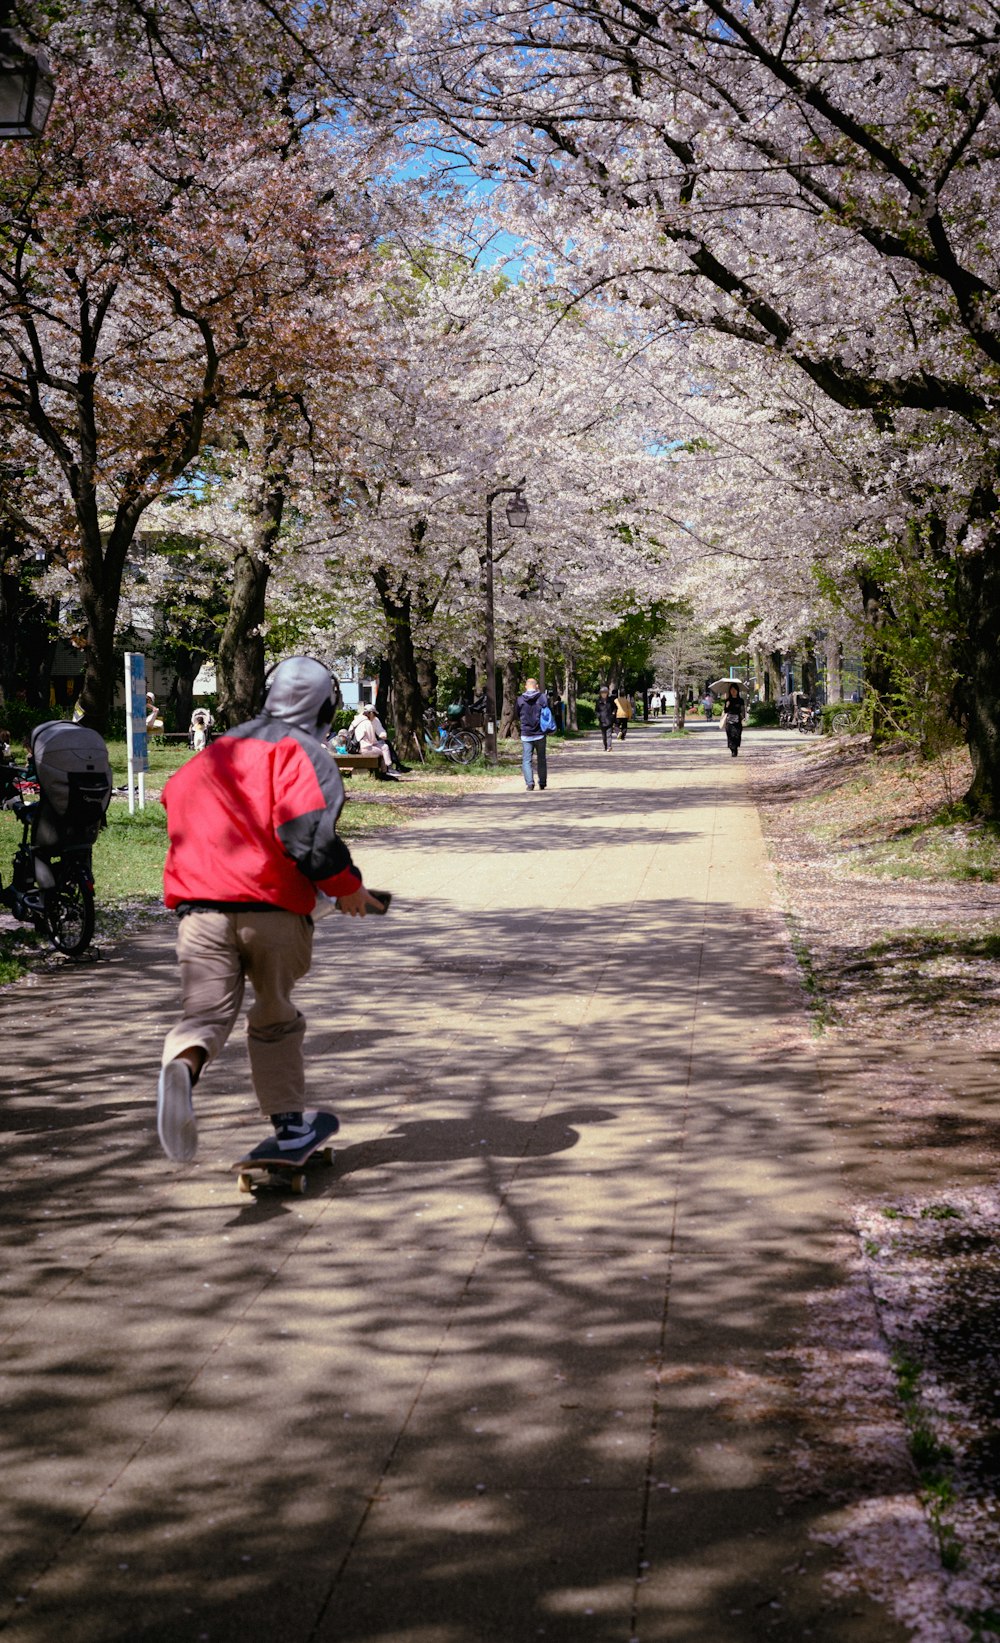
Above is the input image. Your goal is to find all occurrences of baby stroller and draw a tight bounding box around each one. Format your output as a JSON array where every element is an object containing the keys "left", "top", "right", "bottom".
[{"left": 1, "top": 721, "right": 112, "bottom": 956}]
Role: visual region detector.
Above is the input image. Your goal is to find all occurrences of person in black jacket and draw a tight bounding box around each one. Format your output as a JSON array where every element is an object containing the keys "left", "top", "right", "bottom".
[
  {"left": 721, "top": 682, "right": 746, "bottom": 757},
  {"left": 516, "top": 677, "right": 550, "bottom": 790},
  {"left": 595, "top": 686, "right": 617, "bottom": 751}
]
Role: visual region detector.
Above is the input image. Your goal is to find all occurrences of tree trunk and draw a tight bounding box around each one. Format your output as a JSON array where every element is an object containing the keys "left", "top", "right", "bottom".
[
  {"left": 372, "top": 567, "right": 425, "bottom": 751},
  {"left": 766, "top": 651, "right": 782, "bottom": 703},
  {"left": 563, "top": 652, "right": 578, "bottom": 731},
  {"left": 216, "top": 542, "right": 271, "bottom": 728},
  {"left": 416, "top": 651, "right": 437, "bottom": 709},
  {"left": 801, "top": 643, "right": 818, "bottom": 698},
  {"left": 165, "top": 646, "right": 205, "bottom": 733},
  {"left": 216, "top": 441, "right": 288, "bottom": 728},
  {"left": 375, "top": 657, "right": 393, "bottom": 727},
  {"left": 827, "top": 640, "right": 844, "bottom": 704},
  {"left": 955, "top": 541, "right": 1000, "bottom": 818},
  {"left": 857, "top": 571, "right": 897, "bottom": 742},
  {"left": 500, "top": 652, "right": 521, "bottom": 737},
  {"left": 75, "top": 509, "right": 136, "bottom": 731},
  {"left": 673, "top": 665, "right": 687, "bottom": 729}
]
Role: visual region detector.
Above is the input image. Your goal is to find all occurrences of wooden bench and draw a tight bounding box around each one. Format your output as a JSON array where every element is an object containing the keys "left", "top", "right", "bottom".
[{"left": 334, "top": 754, "right": 382, "bottom": 778}]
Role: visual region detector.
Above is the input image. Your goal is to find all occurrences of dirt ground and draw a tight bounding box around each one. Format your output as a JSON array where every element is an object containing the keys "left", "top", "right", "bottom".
[{"left": 747, "top": 733, "right": 1000, "bottom": 1643}]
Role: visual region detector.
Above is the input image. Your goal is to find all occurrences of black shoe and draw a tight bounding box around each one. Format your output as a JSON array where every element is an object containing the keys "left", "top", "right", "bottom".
[
  {"left": 270, "top": 1112, "right": 318, "bottom": 1152},
  {"left": 375, "top": 770, "right": 399, "bottom": 781},
  {"left": 394, "top": 763, "right": 411, "bottom": 773}
]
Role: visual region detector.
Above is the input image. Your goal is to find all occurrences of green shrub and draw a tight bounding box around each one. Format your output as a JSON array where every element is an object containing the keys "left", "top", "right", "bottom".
[
  {"left": 748, "top": 701, "right": 779, "bottom": 727},
  {"left": 575, "top": 699, "right": 596, "bottom": 729},
  {"left": 1, "top": 701, "right": 70, "bottom": 753}
]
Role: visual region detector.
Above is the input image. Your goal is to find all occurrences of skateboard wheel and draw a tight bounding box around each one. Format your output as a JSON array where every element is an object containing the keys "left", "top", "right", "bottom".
[
  {"left": 238, "top": 1172, "right": 253, "bottom": 1194},
  {"left": 319, "top": 1147, "right": 333, "bottom": 1165},
  {"left": 291, "top": 1172, "right": 306, "bottom": 1195}
]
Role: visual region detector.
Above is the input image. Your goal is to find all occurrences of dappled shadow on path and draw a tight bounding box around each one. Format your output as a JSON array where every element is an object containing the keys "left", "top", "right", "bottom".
[
  {"left": 0, "top": 882, "right": 905, "bottom": 1642},
  {"left": 0, "top": 708, "right": 903, "bottom": 1643}
]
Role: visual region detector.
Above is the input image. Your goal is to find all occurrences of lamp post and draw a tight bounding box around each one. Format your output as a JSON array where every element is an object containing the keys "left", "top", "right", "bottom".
[
  {"left": 483, "top": 480, "right": 529, "bottom": 764},
  {"left": 0, "top": 30, "right": 54, "bottom": 138}
]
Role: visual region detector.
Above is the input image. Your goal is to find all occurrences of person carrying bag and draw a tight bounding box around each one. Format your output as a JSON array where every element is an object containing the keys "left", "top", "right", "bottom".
[{"left": 614, "top": 693, "right": 633, "bottom": 741}]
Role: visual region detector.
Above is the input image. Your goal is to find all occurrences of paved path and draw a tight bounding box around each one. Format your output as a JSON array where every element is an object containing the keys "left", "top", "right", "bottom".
[{"left": 1, "top": 724, "right": 906, "bottom": 1643}]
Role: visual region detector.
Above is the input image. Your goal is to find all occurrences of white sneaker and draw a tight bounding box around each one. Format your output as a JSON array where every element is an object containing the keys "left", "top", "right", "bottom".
[{"left": 157, "top": 1060, "right": 198, "bottom": 1162}]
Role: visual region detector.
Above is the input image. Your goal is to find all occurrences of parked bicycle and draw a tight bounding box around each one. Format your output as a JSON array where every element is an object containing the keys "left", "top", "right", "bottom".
[
  {"left": 422, "top": 709, "right": 482, "bottom": 765},
  {"left": 0, "top": 722, "right": 112, "bottom": 957}
]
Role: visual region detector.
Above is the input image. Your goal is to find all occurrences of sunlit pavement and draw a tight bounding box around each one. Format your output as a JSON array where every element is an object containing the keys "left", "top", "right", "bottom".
[{"left": 0, "top": 723, "right": 906, "bottom": 1642}]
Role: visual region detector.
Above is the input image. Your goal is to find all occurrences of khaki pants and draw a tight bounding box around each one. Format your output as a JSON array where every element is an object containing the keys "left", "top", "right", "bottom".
[{"left": 161, "top": 908, "right": 313, "bottom": 1117}]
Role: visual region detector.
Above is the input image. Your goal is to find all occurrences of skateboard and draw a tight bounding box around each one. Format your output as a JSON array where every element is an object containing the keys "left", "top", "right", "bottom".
[{"left": 234, "top": 1110, "right": 340, "bottom": 1196}]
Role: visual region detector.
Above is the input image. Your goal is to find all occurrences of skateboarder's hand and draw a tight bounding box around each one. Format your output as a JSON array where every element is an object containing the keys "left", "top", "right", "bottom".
[{"left": 336, "top": 886, "right": 386, "bottom": 917}]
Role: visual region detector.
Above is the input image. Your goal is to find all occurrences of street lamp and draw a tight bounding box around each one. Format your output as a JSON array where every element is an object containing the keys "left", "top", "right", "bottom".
[
  {"left": 0, "top": 31, "right": 54, "bottom": 138},
  {"left": 483, "top": 480, "right": 529, "bottom": 764}
]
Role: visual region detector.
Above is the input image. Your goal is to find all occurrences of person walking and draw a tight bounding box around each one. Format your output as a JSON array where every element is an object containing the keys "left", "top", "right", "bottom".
[
  {"left": 156, "top": 656, "right": 385, "bottom": 1164},
  {"left": 702, "top": 690, "right": 715, "bottom": 721},
  {"left": 516, "top": 676, "right": 551, "bottom": 790},
  {"left": 614, "top": 691, "right": 633, "bottom": 741},
  {"left": 721, "top": 682, "right": 746, "bottom": 757},
  {"left": 596, "top": 685, "right": 616, "bottom": 752}
]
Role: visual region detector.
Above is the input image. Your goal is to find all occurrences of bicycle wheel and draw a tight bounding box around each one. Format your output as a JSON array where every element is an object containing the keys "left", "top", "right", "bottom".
[
  {"left": 447, "top": 730, "right": 479, "bottom": 765},
  {"left": 46, "top": 878, "right": 95, "bottom": 956}
]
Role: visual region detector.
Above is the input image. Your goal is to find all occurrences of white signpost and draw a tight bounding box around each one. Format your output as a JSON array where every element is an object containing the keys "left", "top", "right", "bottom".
[{"left": 124, "top": 651, "right": 148, "bottom": 813}]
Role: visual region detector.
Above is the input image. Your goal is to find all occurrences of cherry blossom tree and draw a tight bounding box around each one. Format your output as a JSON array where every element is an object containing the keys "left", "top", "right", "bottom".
[
  {"left": 285, "top": 246, "right": 690, "bottom": 747},
  {"left": 391, "top": 0, "right": 1000, "bottom": 809},
  {"left": 0, "top": 4, "right": 382, "bottom": 730}
]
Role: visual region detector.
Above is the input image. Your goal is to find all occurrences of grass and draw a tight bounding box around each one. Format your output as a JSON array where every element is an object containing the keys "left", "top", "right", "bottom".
[
  {"left": 891, "top": 1348, "right": 964, "bottom": 1570},
  {"left": 0, "top": 734, "right": 527, "bottom": 982},
  {"left": 784, "top": 910, "right": 837, "bottom": 1033},
  {"left": 843, "top": 821, "right": 1000, "bottom": 883},
  {"left": 798, "top": 742, "right": 1000, "bottom": 884}
]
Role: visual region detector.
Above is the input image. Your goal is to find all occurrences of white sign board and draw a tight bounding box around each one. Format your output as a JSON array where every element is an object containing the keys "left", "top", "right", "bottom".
[{"left": 124, "top": 651, "right": 147, "bottom": 813}]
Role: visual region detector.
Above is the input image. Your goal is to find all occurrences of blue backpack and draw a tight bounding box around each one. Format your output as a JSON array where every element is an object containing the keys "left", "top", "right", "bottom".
[{"left": 539, "top": 704, "right": 556, "bottom": 732}]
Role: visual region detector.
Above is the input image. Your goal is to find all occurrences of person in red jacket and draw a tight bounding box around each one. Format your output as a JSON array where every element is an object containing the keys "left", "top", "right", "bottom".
[{"left": 156, "top": 657, "right": 384, "bottom": 1164}]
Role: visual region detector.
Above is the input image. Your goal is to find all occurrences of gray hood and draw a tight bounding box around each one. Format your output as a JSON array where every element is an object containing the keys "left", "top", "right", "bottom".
[{"left": 263, "top": 658, "right": 333, "bottom": 735}]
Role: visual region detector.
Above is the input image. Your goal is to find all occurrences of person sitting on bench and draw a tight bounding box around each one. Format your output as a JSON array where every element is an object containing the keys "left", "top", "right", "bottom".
[{"left": 348, "top": 706, "right": 397, "bottom": 779}]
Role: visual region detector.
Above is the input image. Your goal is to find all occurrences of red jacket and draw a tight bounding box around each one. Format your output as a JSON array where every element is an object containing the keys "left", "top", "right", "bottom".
[{"left": 162, "top": 719, "right": 361, "bottom": 914}]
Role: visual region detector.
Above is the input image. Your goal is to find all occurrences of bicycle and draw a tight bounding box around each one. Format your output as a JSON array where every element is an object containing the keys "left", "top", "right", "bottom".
[{"left": 422, "top": 710, "right": 482, "bottom": 765}]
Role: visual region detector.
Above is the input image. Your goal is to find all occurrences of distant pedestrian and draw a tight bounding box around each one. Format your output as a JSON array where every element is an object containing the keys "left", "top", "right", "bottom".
[
  {"left": 702, "top": 691, "right": 714, "bottom": 721},
  {"left": 660, "top": 692, "right": 668, "bottom": 716},
  {"left": 614, "top": 692, "right": 633, "bottom": 740},
  {"left": 516, "top": 676, "right": 550, "bottom": 790},
  {"left": 596, "top": 685, "right": 616, "bottom": 751},
  {"left": 721, "top": 682, "right": 746, "bottom": 757}
]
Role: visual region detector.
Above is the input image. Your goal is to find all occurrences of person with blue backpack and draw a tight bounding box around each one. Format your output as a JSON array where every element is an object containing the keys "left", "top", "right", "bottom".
[{"left": 516, "top": 676, "right": 554, "bottom": 791}]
